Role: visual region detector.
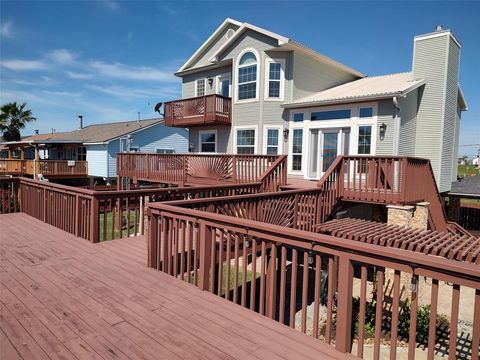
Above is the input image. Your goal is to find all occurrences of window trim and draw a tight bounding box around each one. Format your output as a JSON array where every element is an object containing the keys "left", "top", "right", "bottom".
[
  {"left": 216, "top": 73, "right": 231, "bottom": 97},
  {"left": 289, "top": 128, "right": 304, "bottom": 173},
  {"left": 198, "top": 129, "right": 217, "bottom": 153},
  {"left": 195, "top": 78, "right": 206, "bottom": 97},
  {"left": 264, "top": 58, "right": 285, "bottom": 101},
  {"left": 263, "top": 125, "right": 283, "bottom": 155},
  {"left": 155, "top": 148, "right": 175, "bottom": 154},
  {"left": 233, "top": 125, "right": 258, "bottom": 155},
  {"left": 234, "top": 48, "right": 260, "bottom": 104}
]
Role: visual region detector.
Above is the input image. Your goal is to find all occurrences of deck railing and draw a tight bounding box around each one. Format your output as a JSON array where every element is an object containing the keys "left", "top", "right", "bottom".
[
  {"left": 0, "top": 159, "right": 88, "bottom": 177},
  {"left": 147, "top": 198, "right": 480, "bottom": 359},
  {"left": 13, "top": 177, "right": 261, "bottom": 242},
  {"left": 117, "top": 153, "right": 287, "bottom": 190},
  {"left": 164, "top": 94, "right": 231, "bottom": 127},
  {"left": 0, "top": 177, "right": 20, "bottom": 214}
]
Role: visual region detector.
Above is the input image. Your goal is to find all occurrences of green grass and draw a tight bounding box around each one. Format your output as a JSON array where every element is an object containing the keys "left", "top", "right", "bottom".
[
  {"left": 99, "top": 210, "right": 138, "bottom": 241},
  {"left": 457, "top": 164, "right": 480, "bottom": 178}
]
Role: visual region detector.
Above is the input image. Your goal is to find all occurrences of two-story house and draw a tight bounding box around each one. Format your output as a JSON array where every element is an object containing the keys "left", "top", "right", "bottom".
[{"left": 165, "top": 19, "right": 467, "bottom": 193}]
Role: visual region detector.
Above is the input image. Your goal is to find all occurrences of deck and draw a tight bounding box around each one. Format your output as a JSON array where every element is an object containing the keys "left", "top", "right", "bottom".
[{"left": 0, "top": 213, "right": 352, "bottom": 360}]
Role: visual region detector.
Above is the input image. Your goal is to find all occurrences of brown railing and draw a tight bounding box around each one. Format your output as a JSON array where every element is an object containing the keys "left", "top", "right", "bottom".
[
  {"left": 0, "top": 177, "right": 20, "bottom": 214},
  {"left": 0, "top": 159, "right": 88, "bottom": 177},
  {"left": 459, "top": 204, "right": 480, "bottom": 231},
  {"left": 164, "top": 94, "right": 231, "bottom": 127},
  {"left": 16, "top": 177, "right": 262, "bottom": 242},
  {"left": 147, "top": 199, "right": 480, "bottom": 359},
  {"left": 117, "top": 153, "right": 287, "bottom": 190}
]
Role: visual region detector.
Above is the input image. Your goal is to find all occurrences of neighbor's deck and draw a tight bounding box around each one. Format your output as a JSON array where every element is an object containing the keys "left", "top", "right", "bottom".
[{"left": 0, "top": 213, "right": 351, "bottom": 360}]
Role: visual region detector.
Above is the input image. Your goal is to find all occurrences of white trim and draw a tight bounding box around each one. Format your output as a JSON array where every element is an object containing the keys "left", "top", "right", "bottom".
[
  {"left": 264, "top": 58, "right": 285, "bottom": 101},
  {"left": 288, "top": 127, "right": 305, "bottom": 174},
  {"left": 263, "top": 125, "right": 283, "bottom": 155},
  {"left": 177, "top": 18, "right": 242, "bottom": 72},
  {"left": 155, "top": 148, "right": 175, "bottom": 154},
  {"left": 194, "top": 78, "right": 206, "bottom": 97},
  {"left": 234, "top": 48, "right": 260, "bottom": 104},
  {"left": 216, "top": 73, "right": 232, "bottom": 97},
  {"left": 198, "top": 129, "right": 218, "bottom": 153},
  {"left": 414, "top": 29, "right": 461, "bottom": 49},
  {"left": 233, "top": 125, "right": 258, "bottom": 154}
]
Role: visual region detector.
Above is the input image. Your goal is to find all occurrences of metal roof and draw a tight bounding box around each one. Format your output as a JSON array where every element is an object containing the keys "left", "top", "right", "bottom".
[
  {"left": 282, "top": 72, "right": 425, "bottom": 108},
  {"left": 317, "top": 218, "right": 479, "bottom": 264}
]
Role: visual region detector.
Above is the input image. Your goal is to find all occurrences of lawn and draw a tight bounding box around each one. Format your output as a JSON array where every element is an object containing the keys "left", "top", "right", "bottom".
[
  {"left": 99, "top": 209, "right": 139, "bottom": 241},
  {"left": 457, "top": 164, "right": 480, "bottom": 177}
]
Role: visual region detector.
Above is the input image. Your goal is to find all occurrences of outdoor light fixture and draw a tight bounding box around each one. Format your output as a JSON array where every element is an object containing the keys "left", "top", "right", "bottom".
[
  {"left": 208, "top": 78, "right": 214, "bottom": 88},
  {"left": 308, "top": 250, "right": 314, "bottom": 265},
  {"left": 283, "top": 128, "right": 290, "bottom": 142},
  {"left": 411, "top": 275, "right": 418, "bottom": 293},
  {"left": 379, "top": 122, "right": 387, "bottom": 140}
]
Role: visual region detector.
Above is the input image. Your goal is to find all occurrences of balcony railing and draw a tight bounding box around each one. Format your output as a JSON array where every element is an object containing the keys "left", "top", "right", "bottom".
[
  {"left": 0, "top": 159, "right": 88, "bottom": 177},
  {"left": 164, "top": 94, "right": 231, "bottom": 127}
]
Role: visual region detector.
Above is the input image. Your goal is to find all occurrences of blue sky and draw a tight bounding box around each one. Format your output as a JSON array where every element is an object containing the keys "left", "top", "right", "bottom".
[{"left": 1, "top": 1, "right": 479, "bottom": 155}]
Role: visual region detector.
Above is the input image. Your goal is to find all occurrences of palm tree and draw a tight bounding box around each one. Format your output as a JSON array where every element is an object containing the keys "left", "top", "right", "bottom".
[{"left": 0, "top": 102, "right": 36, "bottom": 141}]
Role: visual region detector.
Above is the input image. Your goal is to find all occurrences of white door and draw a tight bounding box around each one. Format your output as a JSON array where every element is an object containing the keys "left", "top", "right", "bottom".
[{"left": 218, "top": 75, "right": 231, "bottom": 97}]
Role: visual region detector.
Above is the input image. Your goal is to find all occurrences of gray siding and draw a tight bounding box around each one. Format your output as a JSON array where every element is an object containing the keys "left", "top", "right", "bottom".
[
  {"left": 188, "top": 125, "right": 230, "bottom": 153},
  {"left": 376, "top": 100, "right": 397, "bottom": 155},
  {"left": 397, "top": 90, "right": 419, "bottom": 156},
  {"left": 292, "top": 52, "right": 358, "bottom": 100},
  {"left": 188, "top": 24, "right": 241, "bottom": 69},
  {"left": 182, "top": 66, "right": 231, "bottom": 98},
  {"left": 412, "top": 31, "right": 460, "bottom": 192}
]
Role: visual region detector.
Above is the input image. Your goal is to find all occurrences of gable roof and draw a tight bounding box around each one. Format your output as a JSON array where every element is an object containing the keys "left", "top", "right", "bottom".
[
  {"left": 16, "top": 119, "right": 162, "bottom": 145},
  {"left": 282, "top": 72, "right": 425, "bottom": 108},
  {"left": 176, "top": 18, "right": 363, "bottom": 78}
]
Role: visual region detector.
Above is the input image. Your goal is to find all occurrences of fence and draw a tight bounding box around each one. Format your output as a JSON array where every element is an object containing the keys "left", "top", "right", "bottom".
[
  {"left": 459, "top": 204, "right": 480, "bottom": 231},
  {"left": 0, "top": 177, "right": 20, "bottom": 214},
  {"left": 148, "top": 201, "right": 480, "bottom": 359}
]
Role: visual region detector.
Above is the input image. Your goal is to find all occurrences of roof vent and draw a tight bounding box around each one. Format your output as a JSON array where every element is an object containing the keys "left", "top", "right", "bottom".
[
  {"left": 435, "top": 25, "right": 444, "bottom": 32},
  {"left": 226, "top": 28, "right": 235, "bottom": 40}
]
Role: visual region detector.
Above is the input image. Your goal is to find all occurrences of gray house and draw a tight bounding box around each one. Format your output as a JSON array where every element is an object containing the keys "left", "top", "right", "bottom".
[{"left": 167, "top": 19, "right": 467, "bottom": 193}]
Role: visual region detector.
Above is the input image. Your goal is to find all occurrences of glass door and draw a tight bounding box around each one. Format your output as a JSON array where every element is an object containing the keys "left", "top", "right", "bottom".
[
  {"left": 321, "top": 130, "right": 339, "bottom": 172},
  {"left": 218, "top": 75, "right": 231, "bottom": 97},
  {"left": 308, "top": 130, "right": 319, "bottom": 178}
]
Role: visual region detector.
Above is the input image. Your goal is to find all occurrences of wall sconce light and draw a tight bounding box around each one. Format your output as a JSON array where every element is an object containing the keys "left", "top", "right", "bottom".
[
  {"left": 283, "top": 128, "right": 289, "bottom": 142},
  {"left": 379, "top": 122, "right": 387, "bottom": 140},
  {"left": 208, "top": 78, "right": 214, "bottom": 88},
  {"left": 411, "top": 275, "right": 418, "bottom": 294}
]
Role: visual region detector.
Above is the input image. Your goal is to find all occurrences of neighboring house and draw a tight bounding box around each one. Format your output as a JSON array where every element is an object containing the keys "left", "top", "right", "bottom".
[
  {"left": 165, "top": 18, "right": 467, "bottom": 193},
  {"left": 1, "top": 118, "right": 188, "bottom": 181},
  {"left": 473, "top": 156, "right": 479, "bottom": 166}
]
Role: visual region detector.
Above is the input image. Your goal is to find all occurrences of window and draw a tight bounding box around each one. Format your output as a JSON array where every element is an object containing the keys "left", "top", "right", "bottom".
[
  {"left": 311, "top": 109, "right": 351, "bottom": 121},
  {"left": 199, "top": 131, "right": 216, "bottom": 153},
  {"left": 236, "top": 129, "right": 256, "bottom": 154},
  {"left": 196, "top": 79, "right": 205, "bottom": 97},
  {"left": 238, "top": 51, "right": 257, "bottom": 100},
  {"left": 292, "top": 129, "right": 303, "bottom": 171},
  {"left": 293, "top": 113, "right": 304, "bottom": 122},
  {"left": 265, "top": 59, "right": 284, "bottom": 100},
  {"left": 77, "top": 146, "right": 86, "bottom": 161},
  {"left": 156, "top": 148, "right": 175, "bottom": 154},
  {"left": 357, "top": 126, "right": 372, "bottom": 154},
  {"left": 359, "top": 107, "right": 373, "bottom": 118},
  {"left": 266, "top": 129, "right": 279, "bottom": 155}
]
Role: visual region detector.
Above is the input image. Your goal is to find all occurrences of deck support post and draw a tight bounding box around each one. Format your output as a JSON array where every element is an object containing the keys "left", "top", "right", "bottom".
[
  {"left": 198, "top": 220, "right": 212, "bottom": 291},
  {"left": 335, "top": 255, "right": 353, "bottom": 353}
]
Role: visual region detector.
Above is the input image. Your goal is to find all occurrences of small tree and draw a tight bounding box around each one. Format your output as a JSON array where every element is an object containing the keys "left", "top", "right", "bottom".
[{"left": 0, "top": 102, "right": 36, "bottom": 141}]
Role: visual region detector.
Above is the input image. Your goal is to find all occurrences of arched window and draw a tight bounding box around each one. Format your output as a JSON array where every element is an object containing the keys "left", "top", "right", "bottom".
[{"left": 238, "top": 51, "right": 257, "bottom": 100}]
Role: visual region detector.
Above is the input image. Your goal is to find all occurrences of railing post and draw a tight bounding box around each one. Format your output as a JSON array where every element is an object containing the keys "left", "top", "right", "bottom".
[
  {"left": 338, "top": 156, "right": 345, "bottom": 197},
  {"left": 90, "top": 196, "right": 99, "bottom": 243},
  {"left": 147, "top": 209, "right": 158, "bottom": 268},
  {"left": 335, "top": 254, "right": 353, "bottom": 353},
  {"left": 74, "top": 194, "right": 80, "bottom": 237},
  {"left": 198, "top": 219, "right": 212, "bottom": 291},
  {"left": 232, "top": 156, "right": 237, "bottom": 183},
  {"left": 399, "top": 158, "right": 408, "bottom": 203}
]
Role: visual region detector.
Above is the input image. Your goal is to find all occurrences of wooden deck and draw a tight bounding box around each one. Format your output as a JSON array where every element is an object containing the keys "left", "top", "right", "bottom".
[{"left": 0, "top": 213, "right": 352, "bottom": 360}]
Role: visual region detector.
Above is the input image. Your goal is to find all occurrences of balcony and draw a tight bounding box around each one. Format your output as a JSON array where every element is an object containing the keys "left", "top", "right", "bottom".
[
  {"left": 164, "top": 94, "right": 231, "bottom": 127},
  {"left": 0, "top": 159, "right": 88, "bottom": 178}
]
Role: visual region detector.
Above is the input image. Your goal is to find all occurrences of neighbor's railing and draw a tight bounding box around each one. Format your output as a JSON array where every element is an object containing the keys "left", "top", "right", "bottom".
[
  {"left": 147, "top": 200, "right": 480, "bottom": 359},
  {"left": 117, "top": 153, "right": 287, "bottom": 190},
  {"left": 164, "top": 94, "right": 231, "bottom": 127},
  {"left": 0, "top": 177, "right": 20, "bottom": 214},
  {"left": 0, "top": 159, "right": 25, "bottom": 175},
  {"left": 0, "top": 159, "right": 88, "bottom": 177},
  {"left": 16, "top": 177, "right": 262, "bottom": 242},
  {"left": 458, "top": 204, "right": 480, "bottom": 231}
]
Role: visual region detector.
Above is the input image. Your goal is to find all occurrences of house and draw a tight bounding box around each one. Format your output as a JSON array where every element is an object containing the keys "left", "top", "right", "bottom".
[
  {"left": 1, "top": 118, "right": 188, "bottom": 183},
  {"left": 164, "top": 19, "right": 467, "bottom": 193}
]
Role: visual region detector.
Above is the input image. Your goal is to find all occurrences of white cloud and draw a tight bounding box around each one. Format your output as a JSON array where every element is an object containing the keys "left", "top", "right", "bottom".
[
  {"left": 102, "top": 0, "right": 121, "bottom": 11},
  {"left": 0, "top": 21, "right": 14, "bottom": 39},
  {"left": 66, "top": 71, "right": 93, "bottom": 80},
  {"left": 89, "top": 61, "right": 176, "bottom": 82},
  {"left": 48, "top": 49, "right": 77, "bottom": 64},
  {"left": 1, "top": 59, "right": 47, "bottom": 71}
]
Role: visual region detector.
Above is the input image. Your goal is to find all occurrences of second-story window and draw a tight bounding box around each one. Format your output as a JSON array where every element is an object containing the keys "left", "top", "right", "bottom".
[
  {"left": 265, "top": 59, "right": 284, "bottom": 100},
  {"left": 196, "top": 79, "right": 205, "bottom": 97},
  {"left": 238, "top": 52, "right": 257, "bottom": 100}
]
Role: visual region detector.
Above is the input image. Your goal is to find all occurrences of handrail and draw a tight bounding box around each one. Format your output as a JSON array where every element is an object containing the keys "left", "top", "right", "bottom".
[{"left": 259, "top": 155, "right": 287, "bottom": 192}]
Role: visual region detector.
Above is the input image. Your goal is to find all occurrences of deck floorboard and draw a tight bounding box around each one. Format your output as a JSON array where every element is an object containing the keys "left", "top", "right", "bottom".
[{"left": 0, "top": 213, "right": 352, "bottom": 360}]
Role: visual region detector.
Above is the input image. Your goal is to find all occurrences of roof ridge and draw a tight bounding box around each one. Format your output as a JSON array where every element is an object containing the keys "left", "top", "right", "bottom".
[{"left": 80, "top": 117, "right": 161, "bottom": 129}]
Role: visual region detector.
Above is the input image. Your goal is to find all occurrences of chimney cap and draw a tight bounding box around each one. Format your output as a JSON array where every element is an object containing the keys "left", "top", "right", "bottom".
[{"left": 435, "top": 25, "right": 444, "bottom": 31}]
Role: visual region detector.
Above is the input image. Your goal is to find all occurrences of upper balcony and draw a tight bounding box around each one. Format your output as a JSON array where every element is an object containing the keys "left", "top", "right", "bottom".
[{"left": 164, "top": 94, "right": 231, "bottom": 127}]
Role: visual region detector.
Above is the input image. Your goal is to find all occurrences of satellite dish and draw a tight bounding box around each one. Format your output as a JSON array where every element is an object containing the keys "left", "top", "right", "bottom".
[{"left": 154, "top": 102, "right": 163, "bottom": 114}]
